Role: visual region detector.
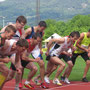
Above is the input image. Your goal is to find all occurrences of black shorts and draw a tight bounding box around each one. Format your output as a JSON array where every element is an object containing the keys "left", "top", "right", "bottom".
[
  {"left": 46, "top": 54, "right": 71, "bottom": 63},
  {"left": 21, "top": 60, "right": 29, "bottom": 68},
  {"left": 10, "top": 60, "right": 29, "bottom": 71},
  {"left": 10, "top": 63, "right": 17, "bottom": 71},
  {"left": 71, "top": 52, "right": 90, "bottom": 65},
  {"left": 58, "top": 54, "right": 71, "bottom": 62},
  {"left": 46, "top": 54, "right": 57, "bottom": 61}
]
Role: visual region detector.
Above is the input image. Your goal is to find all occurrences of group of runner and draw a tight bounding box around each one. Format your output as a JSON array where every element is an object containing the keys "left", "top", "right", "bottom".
[{"left": 0, "top": 15, "right": 90, "bottom": 90}]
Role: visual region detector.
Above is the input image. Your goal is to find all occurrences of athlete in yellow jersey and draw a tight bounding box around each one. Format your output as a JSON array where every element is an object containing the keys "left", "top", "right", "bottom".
[{"left": 72, "top": 29, "right": 90, "bottom": 82}]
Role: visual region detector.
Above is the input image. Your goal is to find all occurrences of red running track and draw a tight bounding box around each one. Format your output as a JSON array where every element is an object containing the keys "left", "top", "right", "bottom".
[{"left": 3, "top": 79, "right": 90, "bottom": 90}]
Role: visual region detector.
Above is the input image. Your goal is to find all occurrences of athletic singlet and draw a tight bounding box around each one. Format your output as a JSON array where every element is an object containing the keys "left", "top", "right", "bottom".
[
  {"left": 27, "top": 39, "right": 36, "bottom": 53},
  {"left": 0, "top": 39, "right": 17, "bottom": 56},
  {"left": 26, "top": 27, "right": 43, "bottom": 39},
  {"left": 50, "top": 37, "right": 72, "bottom": 56},
  {"left": 74, "top": 33, "right": 90, "bottom": 53},
  {"left": 12, "top": 29, "right": 22, "bottom": 40}
]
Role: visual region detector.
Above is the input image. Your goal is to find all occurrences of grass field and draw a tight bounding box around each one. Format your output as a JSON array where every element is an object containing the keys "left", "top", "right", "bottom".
[{"left": 6, "top": 54, "right": 90, "bottom": 81}]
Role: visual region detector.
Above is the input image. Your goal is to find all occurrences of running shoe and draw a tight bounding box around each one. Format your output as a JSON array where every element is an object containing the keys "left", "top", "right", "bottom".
[
  {"left": 64, "top": 78, "right": 70, "bottom": 84},
  {"left": 24, "top": 83, "right": 34, "bottom": 89},
  {"left": 33, "top": 78, "right": 40, "bottom": 85},
  {"left": 61, "top": 76, "right": 65, "bottom": 81},
  {"left": 44, "top": 76, "right": 50, "bottom": 84},
  {"left": 40, "top": 83, "right": 49, "bottom": 89},
  {"left": 82, "top": 77, "right": 88, "bottom": 82},
  {"left": 53, "top": 78, "right": 62, "bottom": 86},
  {"left": 19, "top": 83, "right": 22, "bottom": 89}
]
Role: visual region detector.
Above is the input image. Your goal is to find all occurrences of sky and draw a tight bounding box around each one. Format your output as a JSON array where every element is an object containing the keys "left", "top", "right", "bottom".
[{"left": 0, "top": 0, "right": 5, "bottom": 2}]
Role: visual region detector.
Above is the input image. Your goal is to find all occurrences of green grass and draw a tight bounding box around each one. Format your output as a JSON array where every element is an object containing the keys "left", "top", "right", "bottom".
[{"left": 6, "top": 54, "right": 90, "bottom": 81}]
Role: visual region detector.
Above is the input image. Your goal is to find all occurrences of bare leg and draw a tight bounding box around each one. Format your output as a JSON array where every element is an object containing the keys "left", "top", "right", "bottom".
[
  {"left": 26, "top": 62, "right": 37, "bottom": 81},
  {"left": 16, "top": 68, "right": 24, "bottom": 84},
  {"left": 0, "top": 63, "right": 9, "bottom": 77},
  {"left": 46, "top": 62, "right": 58, "bottom": 77},
  {"left": 34, "top": 61, "right": 55, "bottom": 81},
  {"left": 0, "top": 63, "right": 9, "bottom": 89},
  {"left": 83, "top": 60, "right": 90, "bottom": 78},
  {"left": 50, "top": 57, "right": 65, "bottom": 79},
  {"left": 37, "top": 60, "right": 45, "bottom": 83},
  {"left": 62, "top": 61, "right": 73, "bottom": 78},
  {"left": 15, "top": 71, "right": 22, "bottom": 87}
]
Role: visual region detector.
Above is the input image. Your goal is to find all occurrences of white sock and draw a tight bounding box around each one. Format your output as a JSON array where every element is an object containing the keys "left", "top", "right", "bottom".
[{"left": 24, "top": 81, "right": 30, "bottom": 84}]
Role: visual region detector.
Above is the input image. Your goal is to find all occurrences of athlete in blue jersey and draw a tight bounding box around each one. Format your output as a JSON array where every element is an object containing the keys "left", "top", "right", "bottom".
[
  {"left": 25, "top": 21, "right": 46, "bottom": 39},
  {"left": 25, "top": 21, "right": 46, "bottom": 59}
]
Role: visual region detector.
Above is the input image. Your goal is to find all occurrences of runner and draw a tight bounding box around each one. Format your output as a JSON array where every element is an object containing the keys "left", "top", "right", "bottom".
[
  {"left": 0, "top": 15, "right": 27, "bottom": 40},
  {"left": 71, "top": 29, "right": 90, "bottom": 82},
  {"left": 15, "top": 33, "right": 48, "bottom": 89},
  {"left": 45, "top": 31, "right": 80, "bottom": 85},
  {"left": 0, "top": 25, "right": 16, "bottom": 89},
  {"left": 17, "top": 21, "right": 47, "bottom": 89},
  {"left": 0, "top": 39, "right": 29, "bottom": 89}
]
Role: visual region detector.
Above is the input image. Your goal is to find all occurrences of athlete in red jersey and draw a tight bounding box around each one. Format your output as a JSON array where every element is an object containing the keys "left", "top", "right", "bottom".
[{"left": 6, "top": 33, "right": 44, "bottom": 90}]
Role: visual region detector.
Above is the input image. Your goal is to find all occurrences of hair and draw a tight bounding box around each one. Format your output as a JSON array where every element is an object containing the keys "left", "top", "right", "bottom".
[
  {"left": 16, "top": 16, "right": 27, "bottom": 24},
  {"left": 16, "top": 39, "right": 29, "bottom": 48},
  {"left": 88, "top": 29, "right": 90, "bottom": 32},
  {"left": 5, "top": 25, "right": 16, "bottom": 33},
  {"left": 32, "top": 32, "right": 41, "bottom": 39},
  {"left": 69, "top": 31, "right": 80, "bottom": 38},
  {"left": 38, "top": 21, "right": 47, "bottom": 28}
]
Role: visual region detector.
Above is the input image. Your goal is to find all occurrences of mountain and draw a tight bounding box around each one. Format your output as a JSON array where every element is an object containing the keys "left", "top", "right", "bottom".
[{"left": 0, "top": 0, "right": 90, "bottom": 26}]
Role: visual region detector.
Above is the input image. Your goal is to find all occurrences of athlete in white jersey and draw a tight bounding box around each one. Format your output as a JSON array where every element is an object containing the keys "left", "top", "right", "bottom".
[
  {"left": 0, "top": 39, "right": 17, "bottom": 56},
  {"left": 45, "top": 31, "right": 80, "bottom": 85},
  {"left": 0, "top": 25, "right": 16, "bottom": 89},
  {"left": 49, "top": 37, "right": 72, "bottom": 57},
  {"left": 0, "top": 39, "right": 29, "bottom": 89}
]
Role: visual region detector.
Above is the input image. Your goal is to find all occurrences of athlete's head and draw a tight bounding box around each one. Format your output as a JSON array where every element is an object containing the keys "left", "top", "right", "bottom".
[
  {"left": 32, "top": 32, "right": 42, "bottom": 45},
  {"left": 16, "top": 39, "right": 29, "bottom": 52},
  {"left": 69, "top": 31, "right": 80, "bottom": 42},
  {"left": 5, "top": 25, "right": 16, "bottom": 39},
  {"left": 38, "top": 21, "right": 47, "bottom": 31},
  {"left": 16, "top": 16, "right": 27, "bottom": 29}
]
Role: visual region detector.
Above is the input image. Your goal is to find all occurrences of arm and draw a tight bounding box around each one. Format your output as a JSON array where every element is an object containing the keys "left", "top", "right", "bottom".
[
  {"left": 76, "top": 33, "right": 88, "bottom": 52},
  {"left": 20, "top": 28, "right": 25, "bottom": 39},
  {"left": 0, "top": 57, "right": 11, "bottom": 63},
  {"left": 46, "top": 38, "right": 65, "bottom": 56},
  {"left": 71, "top": 44, "right": 76, "bottom": 52},
  {"left": 38, "top": 31, "right": 44, "bottom": 54},
  {"left": 24, "top": 28, "right": 32, "bottom": 38},
  {"left": 0, "top": 26, "right": 7, "bottom": 33},
  {"left": 15, "top": 52, "right": 21, "bottom": 67},
  {"left": 14, "top": 52, "right": 22, "bottom": 74},
  {"left": 39, "top": 40, "right": 43, "bottom": 54},
  {"left": 21, "top": 50, "right": 40, "bottom": 62}
]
